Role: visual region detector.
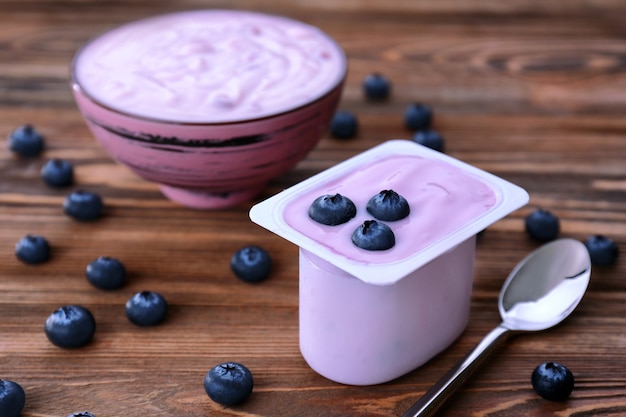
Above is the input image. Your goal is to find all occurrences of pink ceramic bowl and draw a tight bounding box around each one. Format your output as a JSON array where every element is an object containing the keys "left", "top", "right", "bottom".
[{"left": 70, "top": 10, "right": 347, "bottom": 209}]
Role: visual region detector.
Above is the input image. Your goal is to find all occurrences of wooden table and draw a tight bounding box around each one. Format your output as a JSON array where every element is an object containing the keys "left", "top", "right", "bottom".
[{"left": 1, "top": 1, "right": 625, "bottom": 416}]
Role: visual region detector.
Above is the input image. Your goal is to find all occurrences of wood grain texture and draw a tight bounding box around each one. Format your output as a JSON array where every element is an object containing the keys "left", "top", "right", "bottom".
[{"left": 1, "top": 1, "right": 625, "bottom": 416}]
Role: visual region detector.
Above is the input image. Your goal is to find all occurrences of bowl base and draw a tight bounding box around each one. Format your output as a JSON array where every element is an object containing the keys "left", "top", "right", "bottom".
[{"left": 159, "top": 184, "right": 263, "bottom": 209}]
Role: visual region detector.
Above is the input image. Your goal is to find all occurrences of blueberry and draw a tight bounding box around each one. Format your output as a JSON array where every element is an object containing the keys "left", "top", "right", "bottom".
[
  {"left": 352, "top": 220, "right": 395, "bottom": 251},
  {"left": 0, "top": 379, "right": 26, "bottom": 417},
  {"left": 15, "top": 234, "right": 51, "bottom": 265},
  {"left": 204, "top": 362, "right": 254, "bottom": 406},
  {"left": 63, "top": 189, "right": 103, "bottom": 221},
  {"left": 308, "top": 193, "right": 357, "bottom": 226},
  {"left": 584, "top": 235, "right": 619, "bottom": 266},
  {"left": 86, "top": 256, "right": 126, "bottom": 290},
  {"left": 66, "top": 413, "right": 96, "bottom": 417},
  {"left": 412, "top": 129, "right": 445, "bottom": 152},
  {"left": 366, "top": 189, "right": 410, "bottom": 221},
  {"left": 531, "top": 361, "right": 574, "bottom": 401},
  {"left": 125, "top": 291, "right": 168, "bottom": 326},
  {"left": 231, "top": 246, "right": 272, "bottom": 283},
  {"left": 404, "top": 103, "right": 432, "bottom": 131},
  {"left": 8, "top": 124, "right": 44, "bottom": 157},
  {"left": 525, "top": 208, "right": 560, "bottom": 242},
  {"left": 330, "top": 110, "right": 358, "bottom": 139},
  {"left": 41, "top": 159, "right": 74, "bottom": 187},
  {"left": 45, "top": 305, "right": 96, "bottom": 349},
  {"left": 363, "top": 73, "right": 391, "bottom": 100}
]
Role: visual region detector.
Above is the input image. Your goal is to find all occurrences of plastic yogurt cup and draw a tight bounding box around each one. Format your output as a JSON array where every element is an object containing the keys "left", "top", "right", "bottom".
[{"left": 250, "top": 140, "right": 529, "bottom": 385}]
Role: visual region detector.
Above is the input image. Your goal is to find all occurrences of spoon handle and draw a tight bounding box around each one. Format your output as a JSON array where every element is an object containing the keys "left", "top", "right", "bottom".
[{"left": 402, "top": 324, "right": 511, "bottom": 417}]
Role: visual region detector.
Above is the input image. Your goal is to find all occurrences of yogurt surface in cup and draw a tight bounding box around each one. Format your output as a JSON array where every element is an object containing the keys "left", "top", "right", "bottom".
[
  {"left": 283, "top": 154, "right": 497, "bottom": 264},
  {"left": 73, "top": 10, "right": 346, "bottom": 123},
  {"left": 251, "top": 140, "right": 529, "bottom": 285}
]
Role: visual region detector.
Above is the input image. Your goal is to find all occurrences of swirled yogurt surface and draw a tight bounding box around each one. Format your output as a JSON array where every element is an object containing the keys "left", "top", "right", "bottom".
[{"left": 72, "top": 10, "right": 346, "bottom": 123}]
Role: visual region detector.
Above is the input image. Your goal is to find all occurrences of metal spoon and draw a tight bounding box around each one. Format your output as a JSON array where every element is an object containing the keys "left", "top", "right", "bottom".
[{"left": 402, "top": 238, "right": 591, "bottom": 417}]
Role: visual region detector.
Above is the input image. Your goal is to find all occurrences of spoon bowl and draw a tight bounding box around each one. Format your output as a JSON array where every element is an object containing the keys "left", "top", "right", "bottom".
[
  {"left": 402, "top": 238, "right": 591, "bottom": 417},
  {"left": 500, "top": 238, "right": 591, "bottom": 331}
]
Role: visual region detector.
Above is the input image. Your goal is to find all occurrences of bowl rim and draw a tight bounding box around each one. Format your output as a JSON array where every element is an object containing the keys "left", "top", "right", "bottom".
[{"left": 70, "top": 9, "right": 348, "bottom": 126}]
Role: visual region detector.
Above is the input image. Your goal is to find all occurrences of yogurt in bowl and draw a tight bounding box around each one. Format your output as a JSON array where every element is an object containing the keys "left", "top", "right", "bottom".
[
  {"left": 71, "top": 10, "right": 346, "bottom": 209},
  {"left": 250, "top": 140, "right": 529, "bottom": 385}
]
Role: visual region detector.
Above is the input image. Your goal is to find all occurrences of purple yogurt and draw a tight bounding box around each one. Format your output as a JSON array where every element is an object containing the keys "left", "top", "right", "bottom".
[
  {"left": 70, "top": 10, "right": 346, "bottom": 209},
  {"left": 250, "top": 140, "right": 529, "bottom": 385}
]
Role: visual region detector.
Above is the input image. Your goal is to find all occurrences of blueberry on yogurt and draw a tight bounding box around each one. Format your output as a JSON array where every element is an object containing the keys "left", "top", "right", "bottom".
[
  {"left": 308, "top": 193, "right": 357, "bottom": 226},
  {"left": 352, "top": 220, "right": 395, "bottom": 251},
  {"left": 366, "top": 189, "right": 410, "bottom": 221}
]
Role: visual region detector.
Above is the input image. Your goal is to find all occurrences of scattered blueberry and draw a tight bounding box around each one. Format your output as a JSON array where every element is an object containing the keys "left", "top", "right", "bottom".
[
  {"left": 330, "top": 110, "right": 358, "bottom": 139},
  {"left": 412, "top": 129, "right": 445, "bottom": 152},
  {"left": 125, "top": 291, "right": 168, "bottom": 326},
  {"left": 63, "top": 189, "right": 103, "bottom": 221},
  {"left": 363, "top": 73, "right": 391, "bottom": 100},
  {"left": 404, "top": 103, "right": 432, "bottom": 131},
  {"left": 366, "top": 189, "right": 410, "bottom": 221},
  {"left": 308, "top": 193, "right": 357, "bottom": 226},
  {"left": 8, "top": 124, "right": 44, "bottom": 157},
  {"left": 0, "top": 379, "right": 26, "bottom": 417},
  {"left": 584, "top": 235, "right": 619, "bottom": 266},
  {"left": 204, "top": 362, "right": 254, "bottom": 406},
  {"left": 45, "top": 305, "right": 96, "bottom": 349},
  {"left": 352, "top": 220, "right": 395, "bottom": 251},
  {"left": 41, "top": 158, "right": 74, "bottom": 187},
  {"left": 525, "top": 208, "right": 560, "bottom": 242},
  {"left": 66, "top": 413, "right": 96, "bottom": 417},
  {"left": 15, "top": 234, "right": 50, "bottom": 265},
  {"left": 531, "top": 361, "right": 575, "bottom": 401},
  {"left": 231, "top": 246, "right": 272, "bottom": 283},
  {"left": 86, "top": 256, "right": 126, "bottom": 290}
]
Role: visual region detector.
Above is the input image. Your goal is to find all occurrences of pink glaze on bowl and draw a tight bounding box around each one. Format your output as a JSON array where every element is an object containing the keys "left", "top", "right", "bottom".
[
  {"left": 70, "top": 10, "right": 346, "bottom": 209},
  {"left": 250, "top": 140, "right": 529, "bottom": 385}
]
